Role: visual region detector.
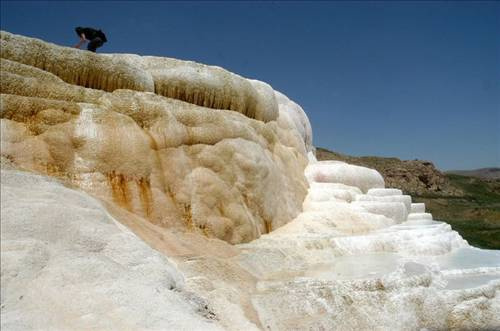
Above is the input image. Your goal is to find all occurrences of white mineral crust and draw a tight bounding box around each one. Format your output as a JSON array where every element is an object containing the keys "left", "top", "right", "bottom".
[
  {"left": 1, "top": 31, "right": 500, "bottom": 331},
  {"left": 0, "top": 170, "right": 222, "bottom": 330}
]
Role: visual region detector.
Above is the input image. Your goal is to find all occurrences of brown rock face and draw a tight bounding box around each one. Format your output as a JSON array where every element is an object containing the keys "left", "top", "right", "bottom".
[{"left": 316, "top": 148, "right": 463, "bottom": 196}]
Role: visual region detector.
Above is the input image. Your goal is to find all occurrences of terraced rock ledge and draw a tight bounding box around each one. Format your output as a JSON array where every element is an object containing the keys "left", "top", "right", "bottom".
[{"left": 1, "top": 31, "right": 499, "bottom": 330}]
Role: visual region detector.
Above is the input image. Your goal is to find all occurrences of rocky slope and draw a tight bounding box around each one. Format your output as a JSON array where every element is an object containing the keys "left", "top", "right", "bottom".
[
  {"left": 316, "top": 147, "right": 463, "bottom": 196},
  {"left": 1, "top": 31, "right": 500, "bottom": 331},
  {"left": 447, "top": 167, "right": 500, "bottom": 180}
]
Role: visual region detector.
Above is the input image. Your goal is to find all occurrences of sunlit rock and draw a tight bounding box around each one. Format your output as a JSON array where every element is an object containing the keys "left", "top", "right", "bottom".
[
  {"left": 351, "top": 200, "right": 408, "bottom": 223},
  {"left": 407, "top": 212, "right": 434, "bottom": 221},
  {"left": 0, "top": 170, "right": 222, "bottom": 330},
  {"left": 0, "top": 31, "right": 279, "bottom": 122},
  {"left": 2, "top": 30, "right": 500, "bottom": 331},
  {"left": 305, "top": 161, "right": 385, "bottom": 193},
  {"left": 367, "top": 188, "right": 403, "bottom": 196},
  {"left": 355, "top": 193, "right": 412, "bottom": 214},
  {"left": 273, "top": 90, "right": 313, "bottom": 153},
  {"left": 411, "top": 202, "right": 426, "bottom": 213},
  {"left": 0, "top": 31, "right": 309, "bottom": 244}
]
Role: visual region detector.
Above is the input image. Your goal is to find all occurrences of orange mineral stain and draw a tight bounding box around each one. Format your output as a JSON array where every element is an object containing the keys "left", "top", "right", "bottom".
[{"left": 107, "top": 171, "right": 132, "bottom": 211}]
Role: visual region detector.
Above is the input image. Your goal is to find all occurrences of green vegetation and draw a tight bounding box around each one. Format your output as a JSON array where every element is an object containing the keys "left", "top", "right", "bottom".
[
  {"left": 315, "top": 146, "right": 500, "bottom": 250},
  {"left": 413, "top": 174, "right": 500, "bottom": 249},
  {"left": 441, "top": 219, "right": 500, "bottom": 250}
]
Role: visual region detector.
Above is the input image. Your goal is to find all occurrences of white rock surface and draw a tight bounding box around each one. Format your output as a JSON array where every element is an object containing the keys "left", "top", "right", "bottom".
[
  {"left": 2, "top": 30, "right": 500, "bottom": 331},
  {"left": 411, "top": 202, "right": 426, "bottom": 213},
  {"left": 352, "top": 200, "right": 408, "bottom": 223},
  {"left": 367, "top": 188, "right": 403, "bottom": 196},
  {"left": 355, "top": 193, "right": 413, "bottom": 214},
  {"left": 407, "top": 212, "right": 434, "bottom": 220},
  {"left": 305, "top": 161, "right": 385, "bottom": 193},
  {"left": 240, "top": 160, "right": 500, "bottom": 330},
  {"left": 0, "top": 31, "right": 310, "bottom": 244},
  {"left": 0, "top": 170, "right": 222, "bottom": 331}
]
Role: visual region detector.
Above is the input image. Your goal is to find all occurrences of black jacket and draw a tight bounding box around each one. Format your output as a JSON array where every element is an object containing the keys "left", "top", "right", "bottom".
[{"left": 75, "top": 27, "right": 107, "bottom": 42}]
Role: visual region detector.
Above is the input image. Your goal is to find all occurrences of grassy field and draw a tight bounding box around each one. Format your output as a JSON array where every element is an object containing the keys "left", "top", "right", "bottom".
[{"left": 413, "top": 174, "right": 500, "bottom": 249}]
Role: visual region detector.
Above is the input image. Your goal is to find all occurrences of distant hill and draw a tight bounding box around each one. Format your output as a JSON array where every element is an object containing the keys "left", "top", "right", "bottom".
[
  {"left": 447, "top": 168, "right": 500, "bottom": 180},
  {"left": 315, "top": 147, "right": 463, "bottom": 197},
  {"left": 316, "top": 147, "right": 500, "bottom": 249}
]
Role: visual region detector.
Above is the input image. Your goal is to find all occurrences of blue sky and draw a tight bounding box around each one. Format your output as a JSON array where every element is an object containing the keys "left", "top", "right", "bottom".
[{"left": 1, "top": 1, "right": 498, "bottom": 170}]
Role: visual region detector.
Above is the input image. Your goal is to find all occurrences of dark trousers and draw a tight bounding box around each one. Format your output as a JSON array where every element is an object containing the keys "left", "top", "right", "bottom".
[{"left": 87, "top": 37, "right": 104, "bottom": 52}]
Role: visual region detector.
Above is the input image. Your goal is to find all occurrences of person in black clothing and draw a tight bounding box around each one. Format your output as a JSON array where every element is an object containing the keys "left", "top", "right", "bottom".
[{"left": 74, "top": 27, "right": 107, "bottom": 52}]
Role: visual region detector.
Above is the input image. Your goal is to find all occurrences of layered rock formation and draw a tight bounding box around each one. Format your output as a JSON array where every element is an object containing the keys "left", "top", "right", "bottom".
[
  {"left": 1, "top": 31, "right": 311, "bottom": 244},
  {"left": 1, "top": 31, "right": 499, "bottom": 330}
]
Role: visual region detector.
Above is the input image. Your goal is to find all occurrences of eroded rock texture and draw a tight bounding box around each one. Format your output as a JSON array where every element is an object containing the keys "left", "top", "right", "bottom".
[
  {"left": 0, "top": 31, "right": 311, "bottom": 244},
  {"left": 2, "top": 31, "right": 499, "bottom": 331},
  {"left": 1, "top": 170, "right": 222, "bottom": 330}
]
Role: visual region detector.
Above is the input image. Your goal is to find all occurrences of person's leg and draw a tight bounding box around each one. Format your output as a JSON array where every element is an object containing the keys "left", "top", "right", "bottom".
[{"left": 87, "top": 37, "right": 104, "bottom": 52}]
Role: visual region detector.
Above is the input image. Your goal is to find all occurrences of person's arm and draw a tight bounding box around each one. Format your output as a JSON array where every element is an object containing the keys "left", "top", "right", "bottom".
[{"left": 74, "top": 33, "right": 87, "bottom": 48}]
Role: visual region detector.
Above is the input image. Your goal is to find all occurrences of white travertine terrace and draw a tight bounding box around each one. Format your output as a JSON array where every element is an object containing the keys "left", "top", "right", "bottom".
[
  {"left": 237, "top": 158, "right": 500, "bottom": 330},
  {"left": 0, "top": 31, "right": 279, "bottom": 122},
  {"left": 367, "top": 187, "right": 403, "bottom": 196},
  {"left": 407, "top": 212, "right": 433, "bottom": 220},
  {"left": 1, "top": 31, "right": 499, "bottom": 330},
  {"left": 305, "top": 160, "right": 385, "bottom": 193},
  {"left": 411, "top": 202, "right": 426, "bottom": 213},
  {"left": 351, "top": 200, "right": 408, "bottom": 223},
  {"left": 0, "top": 30, "right": 309, "bottom": 244},
  {"left": 355, "top": 193, "right": 413, "bottom": 214},
  {"left": 0, "top": 32, "right": 154, "bottom": 92},
  {"left": 0, "top": 170, "right": 222, "bottom": 330}
]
